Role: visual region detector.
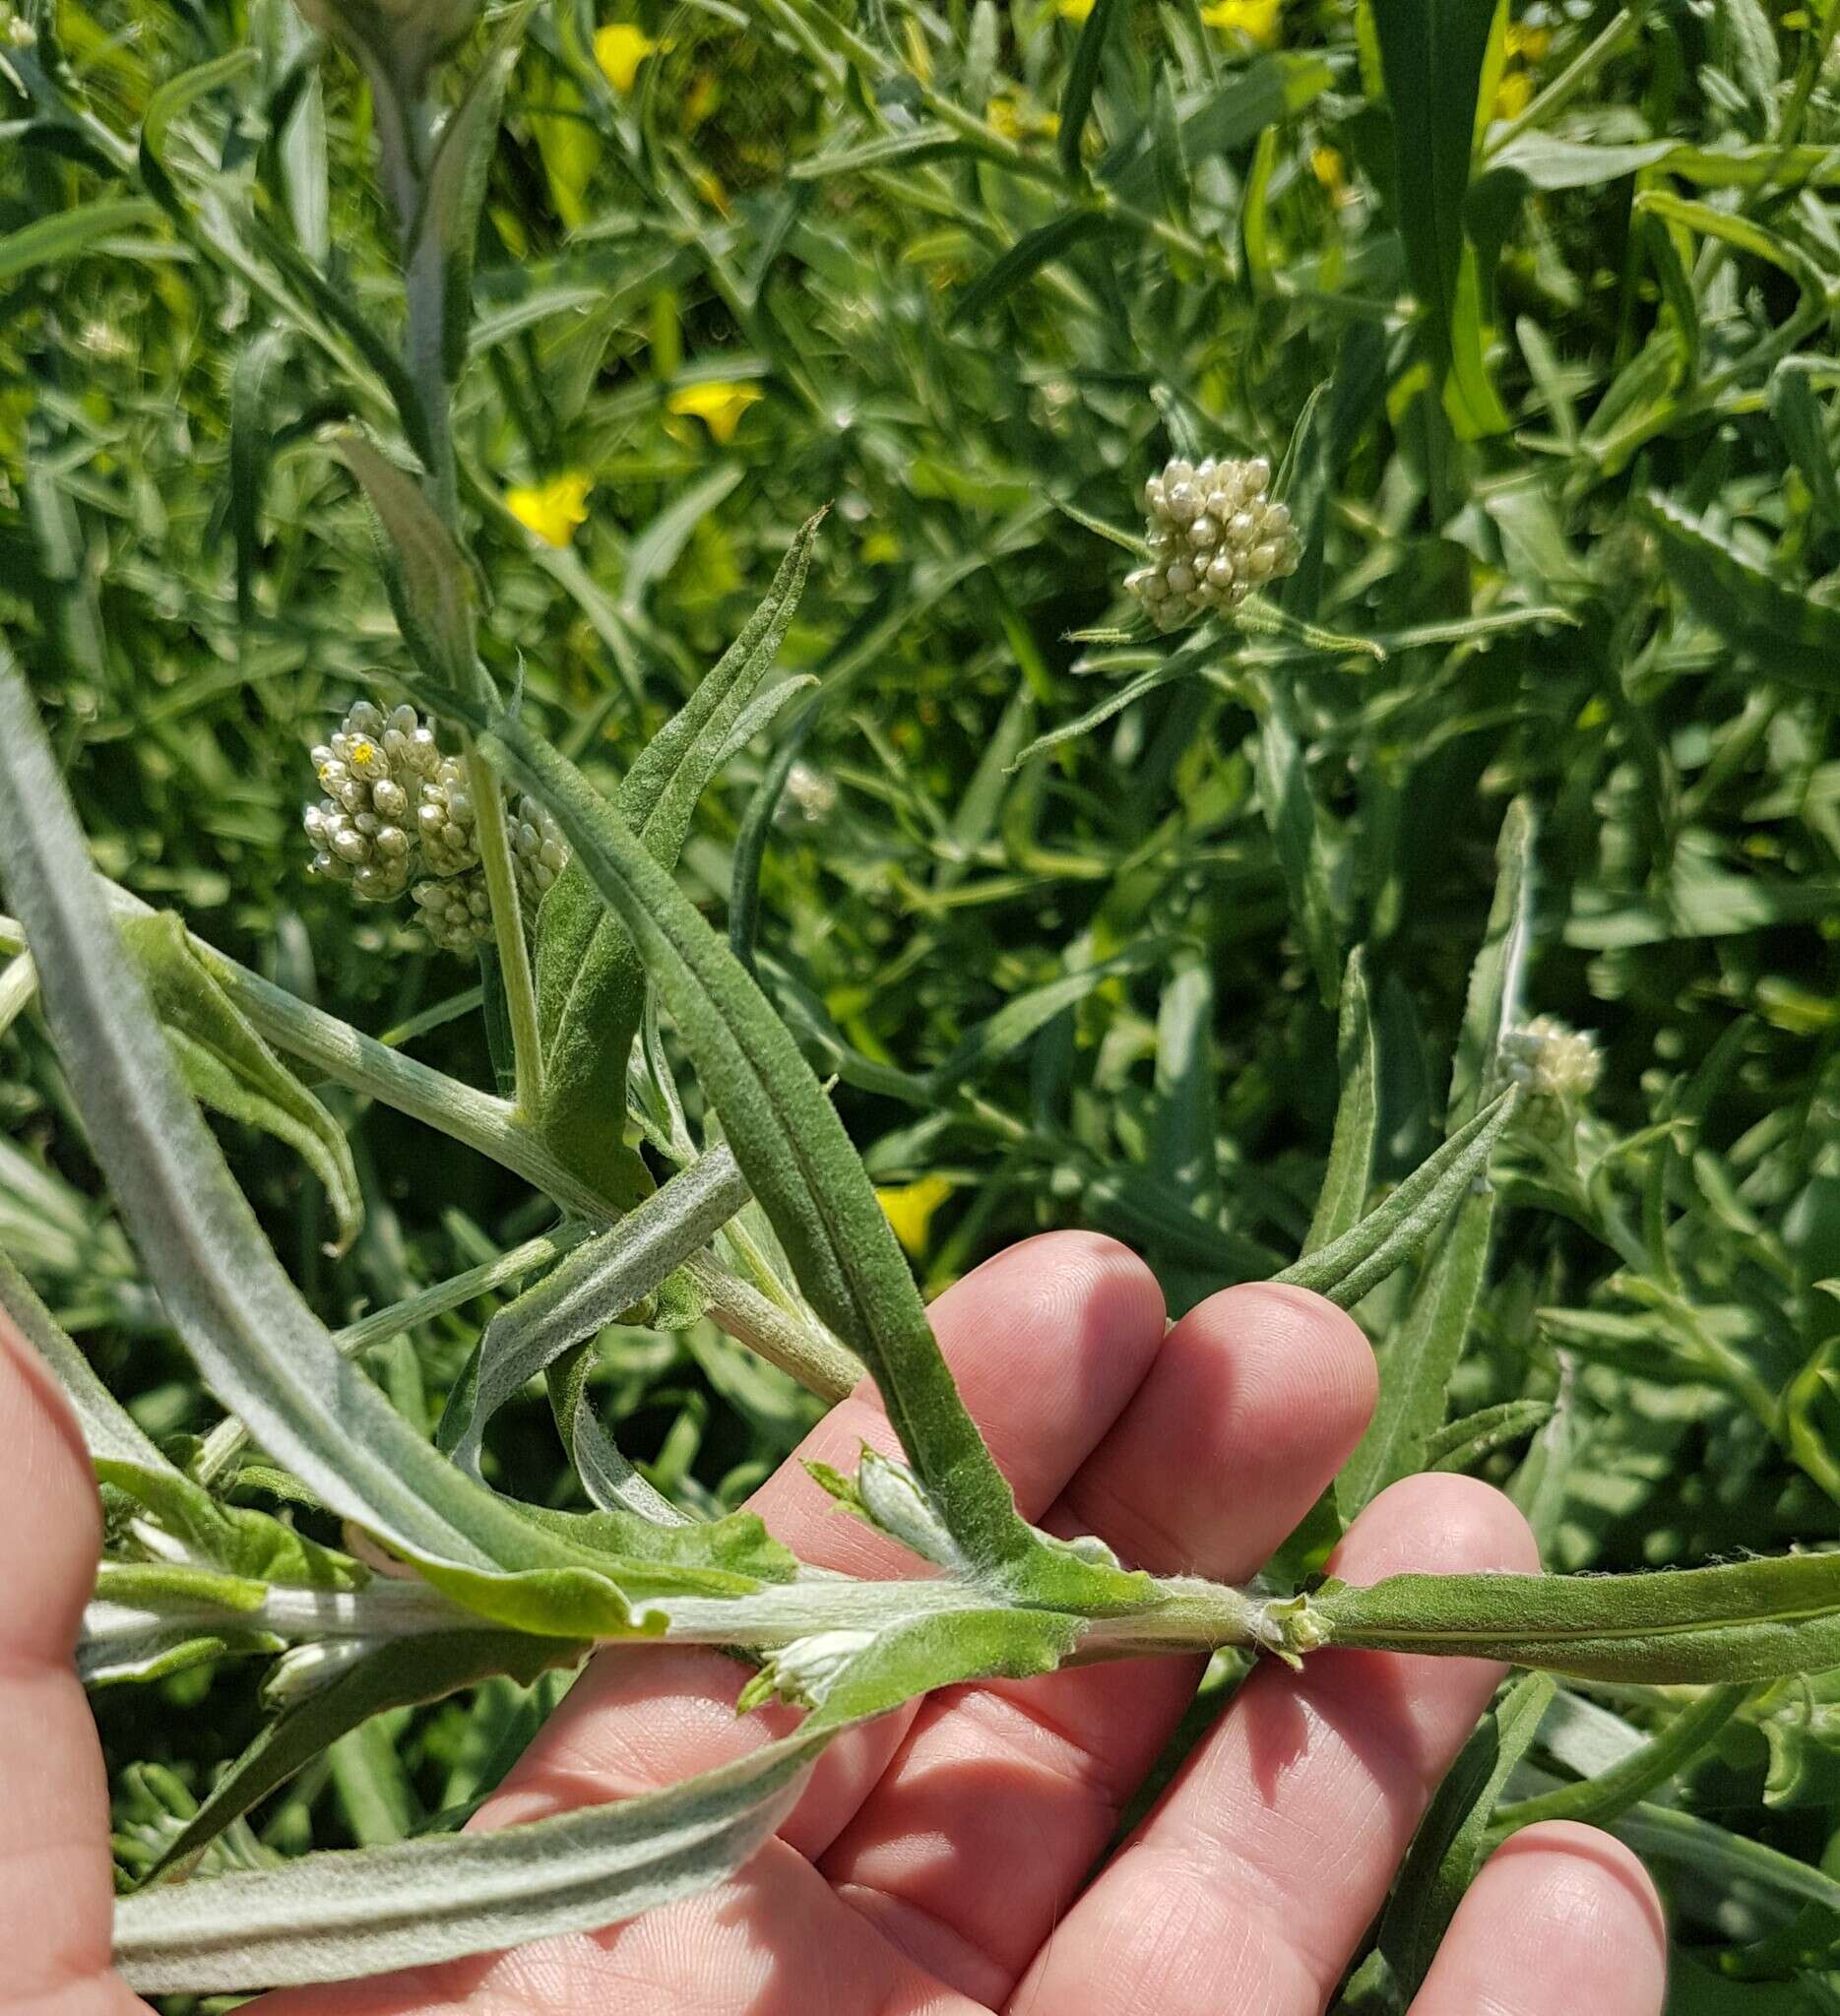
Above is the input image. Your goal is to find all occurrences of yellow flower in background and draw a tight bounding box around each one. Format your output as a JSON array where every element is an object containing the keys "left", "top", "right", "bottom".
[
  {"left": 506, "top": 472, "right": 593, "bottom": 547},
  {"left": 987, "top": 94, "right": 1060, "bottom": 141},
  {"left": 1491, "top": 66, "right": 1534, "bottom": 119},
  {"left": 1057, "top": 0, "right": 1096, "bottom": 19},
  {"left": 595, "top": 22, "right": 658, "bottom": 94},
  {"left": 876, "top": 1176, "right": 955, "bottom": 1258},
  {"left": 1310, "top": 145, "right": 1346, "bottom": 196},
  {"left": 1504, "top": 22, "right": 1551, "bottom": 61},
  {"left": 1201, "top": 0, "right": 1280, "bottom": 46},
  {"left": 666, "top": 381, "right": 763, "bottom": 444}
]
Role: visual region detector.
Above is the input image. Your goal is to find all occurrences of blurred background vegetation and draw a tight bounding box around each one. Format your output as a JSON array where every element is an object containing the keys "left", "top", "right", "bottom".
[{"left": 7, "top": 0, "right": 1840, "bottom": 2002}]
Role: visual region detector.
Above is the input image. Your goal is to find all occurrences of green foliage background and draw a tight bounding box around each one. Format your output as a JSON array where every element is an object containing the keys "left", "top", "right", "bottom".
[{"left": 5, "top": 0, "right": 1840, "bottom": 2002}]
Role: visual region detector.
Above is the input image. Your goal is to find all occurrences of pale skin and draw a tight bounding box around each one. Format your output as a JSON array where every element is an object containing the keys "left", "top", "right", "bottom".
[{"left": 4, "top": 1231, "right": 1669, "bottom": 2016}]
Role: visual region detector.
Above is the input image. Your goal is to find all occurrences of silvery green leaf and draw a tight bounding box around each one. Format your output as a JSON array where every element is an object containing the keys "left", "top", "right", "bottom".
[
  {"left": 110, "top": 1607, "right": 1078, "bottom": 1988},
  {"left": 444, "top": 1144, "right": 751, "bottom": 1476},
  {"left": 1276, "top": 1089, "right": 1518, "bottom": 1310},
  {"left": 335, "top": 436, "right": 479, "bottom": 695},
  {"left": 0, "top": 1248, "right": 171, "bottom": 1472},
  {"left": 409, "top": 1, "right": 535, "bottom": 384},
  {"left": 548, "top": 1340, "right": 694, "bottom": 1526},
  {"left": 121, "top": 911, "right": 362, "bottom": 1254},
  {"left": 1368, "top": 1672, "right": 1555, "bottom": 2001}
]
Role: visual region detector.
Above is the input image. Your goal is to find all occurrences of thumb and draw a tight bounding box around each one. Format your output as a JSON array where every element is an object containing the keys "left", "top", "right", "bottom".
[{"left": 0, "top": 1310, "right": 145, "bottom": 2012}]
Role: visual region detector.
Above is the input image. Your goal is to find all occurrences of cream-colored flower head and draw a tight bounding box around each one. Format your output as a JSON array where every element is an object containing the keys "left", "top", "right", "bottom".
[
  {"left": 1501, "top": 1016, "right": 1603, "bottom": 1102},
  {"left": 1124, "top": 454, "right": 1300, "bottom": 632}
]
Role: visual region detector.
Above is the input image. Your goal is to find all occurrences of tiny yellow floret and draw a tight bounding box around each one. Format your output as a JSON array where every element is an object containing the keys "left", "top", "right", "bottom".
[
  {"left": 1201, "top": 0, "right": 1280, "bottom": 47},
  {"left": 595, "top": 22, "right": 659, "bottom": 94},
  {"left": 1491, "top": 68, "right": 1535, "bottom": 119},
  {"left": 666, "top": 382, "right": 764, "bottom": 445},
  {"left": 506, "top": 472, "right": 594, "bottom": 547},
  {"left": 876, "top": 1175, "right": 955, "bottom": 1258}
]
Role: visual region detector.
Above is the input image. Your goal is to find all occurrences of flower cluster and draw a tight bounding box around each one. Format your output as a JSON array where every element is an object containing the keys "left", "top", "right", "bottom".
[
  {"left": 304, "top": 702, "right": 440, "bottom": 903},
  {"left": 1125, "top": 455, "right": 1300, "bottom": 631},
  {"left": 1502, "top": 1016, "right": 1603, "bottom": 1102},
  {"left": 304, "top": 700, "right": 568, "bottom": 958}
]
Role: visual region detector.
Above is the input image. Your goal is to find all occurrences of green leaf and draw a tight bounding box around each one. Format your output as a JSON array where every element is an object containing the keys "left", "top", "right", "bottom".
[
  {"left": 0, "top": 196, "right": 162, "bottom": 284},
  {"left": 1058, "top": 0, "right": 1125, "bottom": 181},
  {"left": 1771, "top": 362, "right": 1840, "bottom": 529},
  {"left": 139, "top": 50, "right": 260, "bottom": 223},
  {"left": 1315, "top": 1548, "right": 1840, "bottom": 1681},
  {"left": 1336, "top": 1181, "right": 1498, "bottom": 1517},
  {"left": 730, "top": 699, "right": 818, "bottom": 975},
  {"left": 948, "top": 211, "right": 1115, "bottom": 329},
  {"left": 409, "top": 3, "right": 533, "bottom": 383},
  {"left": 121, "top": 913, "right": 362, "bottom": 1255},
  {"left": 142, "top": 1629, "right": 578, "bottom": 1882},
  {"left": 1449, "top": 797, "right": 1533, "bottom": 1127},
  {"left": 1101, "top": 52, "right": 1334, "bottom": 206},
  {"left": 1424, "top": 1398, "right": 1552, "bottom": 1473},
  {"left": 1369, "top": 0, "right": 1508, "bottom": 430},
  {"left": 335, "top": 436, "right": 478, "bottom": 695},
  {"left": 1276, "top": 1089, "right": 1518, "bottom": 1310},
  {"left": 1371, "top": 1671, "right": 1555, "bottom": 1999},
  {"left": 1147, "top": 958, "right": 1221, "bottom": 1219},
  {"left": 533, "top": 511, "right": 824, "bottom": 1209},
  {"left": 478, "top": 701, "right": 1142, "bottom": 1607},
  {"left": 1304, "top": 950, "right": 1377, "bottom": 1254},
  {"left": 547, "top": 1342, "right": 695, "bottom": 1526},
  {"left": 619, "top": 464, "right": 745, "bottom": 620},
  {"left": 1641, "top": 493, "right": 1840, "bottom": 694},
  {"left": 1490, "top": 1682, "right": 1754, "bottom": 1839},
  {"left": 1251, "top": 672, "right": 1342, "bottom": 1006},
  {"left": 444, "top": 1145, "right": 751, "bottom": 1476},
  {"left": 228, "top": 329, "right": 290, "bottom": 624}
]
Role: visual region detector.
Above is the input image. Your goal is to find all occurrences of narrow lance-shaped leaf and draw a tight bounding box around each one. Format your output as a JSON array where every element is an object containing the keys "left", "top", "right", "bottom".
[
  {"left": 1369, "top": 1671, "right": 1555, "bottom": 2002},
  {"left": 1339, "top": 811, "right": 1529, "bottom": 1511},
  {"left": 477, "top": 700, "right": 1144, "bottom": 1607},
  {"left": 533, "top": 511, "right": 825, "bottom": 1206},
  {"left": 122, "top": 912, "right": 363, "bottom": 1254},
  {"left": 1640, "top": 491, "right": 1840, "bottom": 695},
  {"left": 409, "top": 1, "right": 535, "bottom": 384},
  {"left": 548, "top": 1340, "right": 695, "bottom": 1526},
  {"left": 1303, "top": 948, "right": 1377, "bottom": 1253},
  {"left": 110, "top": 1607, "right": 1078, "bottom": 1989},
  {"left": 142, "top": 1628, "right": 579, "bottom": 1883},
  {"left": 1315, "top": 1549, "right": 1840, "bottom": 1682},
  {"left": 446, "top": 1144, "right": 752, "bottom": 1476},
  {"left": 1276, "top": 1088, "right": 1518, "bottom": 1310},
  {"left": 0, "top": 1249, "right": 172, "bottom": 1472},
  {"left": 337, "top": 436, "right": 479, "bottom": 695}
]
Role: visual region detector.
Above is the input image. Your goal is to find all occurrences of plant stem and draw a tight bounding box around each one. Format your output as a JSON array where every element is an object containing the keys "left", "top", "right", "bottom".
[
  {"left": 1489, "top": 1682, "right": 1755, "bottom": 1839},
  {"left": 463, "top": 736, "right": 545, "bottom": 1118}
]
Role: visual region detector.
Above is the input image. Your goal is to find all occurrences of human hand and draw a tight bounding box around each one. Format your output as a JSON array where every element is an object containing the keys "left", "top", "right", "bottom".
[{"left": 3, "top": 1232, "right": 1667, "bottom": 2015}]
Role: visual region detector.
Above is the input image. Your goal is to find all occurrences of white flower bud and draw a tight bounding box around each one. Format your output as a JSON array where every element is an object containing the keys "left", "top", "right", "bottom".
[
  {"left": 1125, "top": 453, "right": 1301, "bottom": 631},
  {"left": 856, "top": 1449, "right": 965, "bottom": 1570},
  {"left": 736, "top": 1629, "right": 877, "bottom": 1713}
]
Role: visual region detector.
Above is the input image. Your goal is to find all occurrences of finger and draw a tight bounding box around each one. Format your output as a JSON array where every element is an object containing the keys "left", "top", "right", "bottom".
[
  {"left": 0, "top": 1314, "right": 139, "bottom": 2013},
  {"left": 1013, "top": 1472, "right": 1540, "bottom": 2016},
  {"left": 477, "top": 1230, "right": 1168, "bottom": 1856},
  {"left": 818, "top": 1284, "right": 1374, "bottom": 2006},
  {"left": 1408, "top": 1822, "right": 1667, "bottom": 2016}
]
